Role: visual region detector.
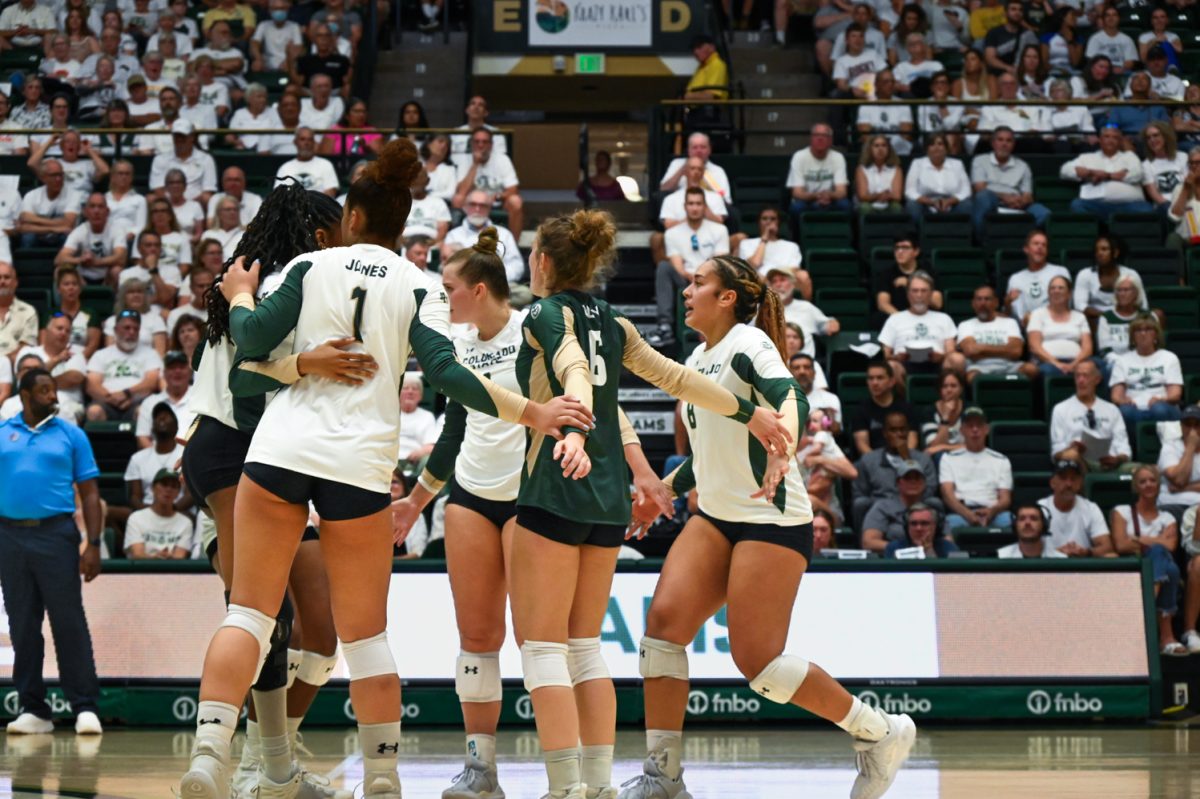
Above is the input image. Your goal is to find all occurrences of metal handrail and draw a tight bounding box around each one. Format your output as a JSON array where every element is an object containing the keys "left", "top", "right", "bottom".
[{"left": 658, "top": 97, "right": 1194, "bottom": 107}]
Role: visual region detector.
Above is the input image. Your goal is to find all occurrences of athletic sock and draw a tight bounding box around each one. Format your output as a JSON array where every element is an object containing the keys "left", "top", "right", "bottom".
[
  {"left": 239, "top": 719, "right": 261, "bottom": 768},
  {"left": 466, "top": 733, "right": 496, "bottom": 766},
  {"left": 359, "top": 721, "right": 403, "bottom": 784},
  {"left": 252, "top": 687, "right": 292, "bottom": 783},
  {"left": 193, "top": 700, "right": 239, "bottom": 763},
  {"left": 646, "top": 729, "right": 683, "bottom": 780},
  {"left": 286, "top": 716, "right": 303, "bottom": 754},
  {"left": 581, "top": 744, "right": 613, "bottom": 790},
  {"left": 544, "top": 746, "right": 582, "bottom": 798},
  {"left": 836, "top": 696, "right": 888, "bottom": 742}
]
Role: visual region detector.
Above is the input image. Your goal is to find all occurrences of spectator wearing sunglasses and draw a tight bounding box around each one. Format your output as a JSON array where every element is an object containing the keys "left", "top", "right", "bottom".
[
  {"left": 1050, "top": 358, "right": 1131, "bottom": 473},
  {"left": 646, "top": 186, "right": 730, "bottom": 350}
]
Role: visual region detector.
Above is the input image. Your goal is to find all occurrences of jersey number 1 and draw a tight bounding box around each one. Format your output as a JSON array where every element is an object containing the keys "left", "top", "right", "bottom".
[
  {"left": 350, "top": 287, "right": 367, "bottom": 341},
  {"left": 588, "top": 329, "right": 607, "bottom": 387}
]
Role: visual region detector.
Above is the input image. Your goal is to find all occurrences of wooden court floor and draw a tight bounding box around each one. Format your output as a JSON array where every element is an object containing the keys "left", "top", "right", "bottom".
[{"left": 2, "top": 725, "right": 1199, "bottom": 798}]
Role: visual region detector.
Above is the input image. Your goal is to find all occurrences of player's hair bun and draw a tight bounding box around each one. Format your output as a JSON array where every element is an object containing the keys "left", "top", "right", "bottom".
[
  {"left": 568, "top": 209, "right": 616, "bottom": 258},
  {"left": 367, "top": 138, "right": 423, "bottom": 192},
  {"left": 473, "top": 227, "right": 500, "bottom": 256}
]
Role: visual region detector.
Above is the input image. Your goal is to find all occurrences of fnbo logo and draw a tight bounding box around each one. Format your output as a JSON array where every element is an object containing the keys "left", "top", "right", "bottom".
[{"left": 515, "top": 694, "right": 534, "bottom": 721}]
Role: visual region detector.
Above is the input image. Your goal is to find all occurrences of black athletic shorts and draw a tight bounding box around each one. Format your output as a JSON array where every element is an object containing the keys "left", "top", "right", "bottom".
[
  {"left": 183, "top": 415, "right": 252, "bottom": 510},
  {"left": 447, "top": 477, "right": 517, "bottom": 530},
  {"left": 516, "top": 504, "right": 626, "bottom": 548},
  {"left": 301, "top": 524, "right": 319, "bottom": 542},
  {"left": 243, "top": 462, "right": 391, "bottom": 522},
  {"left": 698, "top": 510, "right": 814, "bottom": 562}
]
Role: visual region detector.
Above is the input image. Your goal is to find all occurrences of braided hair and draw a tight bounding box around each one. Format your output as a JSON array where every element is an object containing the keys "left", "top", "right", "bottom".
[
  {"left": 707, "top": 255, "right": 788, "bottom": 359},
  {"left": 205, "top": 180, "right": 343, "bottom": 345}
]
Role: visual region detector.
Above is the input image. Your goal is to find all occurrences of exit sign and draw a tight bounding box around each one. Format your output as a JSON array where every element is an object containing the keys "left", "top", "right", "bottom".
[{"left": 575, "top": 53, "right": 605, "bottom": 74}]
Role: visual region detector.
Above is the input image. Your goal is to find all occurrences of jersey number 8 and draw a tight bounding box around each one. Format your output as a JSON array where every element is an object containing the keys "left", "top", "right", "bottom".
[{"left": 587, "top": 329, "right": 607, "bottom": 387}]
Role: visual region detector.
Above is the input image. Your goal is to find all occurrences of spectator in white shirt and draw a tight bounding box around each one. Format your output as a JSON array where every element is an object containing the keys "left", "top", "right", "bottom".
[
  {"left": 787, "top": 123, "right": 850, "bottom": 231},
  {"left": 149, "top": 119, "right": 218, "bottom": 205},
  {"left": 1096, "top": 276, "right": 1143, "bottom": 370},
  {"left": 41, "top": 33, "right": 84, "bottom": 81},
  {"left": 1110, "top": 464, "right": 1184, "bottom": 655},
  {"left": 1140, "top": 44, "right": 1185, "bottom": 102},
  {"left": 256, "top": 91, "right": 301, "bottom": 155},
  {"left": 54, "top": 192, "right": 129, "bottom": 285},
  {"left": 652, "top": 156, "right": 729, "bottom": 266},
  {"left": 404, "top": 170, "right": 451, "bottom": 247},
  {"left": 1109, "top": 314, "right": 1183, "bottom": 428},
  {"left": 957, "top": 284, "right": 1034, "bottom": 382},
  {"left": 226, "top": 83, "right": 281, "bottom": 151},
  {"left": 892, "top": 34, "right": 942, "bottom": 94},
  {"left": 854, "top": 134, "right": 904, "bottom": 214},
  {"left": 179, "top": 75, "right": 222, "bottom": 142},
  {"left": 28, "top": 129, "right": 110, "bottom": 200},
  {"left": 135, "top": 349, "right": 194, "bottom": 448},
  {"left": 832, "top": 23, "right": 887, "bottom": 98},
  {"left": 856, "top": 70, "right": 914, "bottom": 156},
  {"left": 1050, "top": 358, "right": 1132, "bottom": 472},
  {"left": 1027, "top": 274, "right": 1093, "bottom": 378},
  {"left": 1084, "top": 5, "right": 1137, "bottom": 74},
  {"left": 939, "top": 406, "right": 1013, "bottom": 530},
  {"left": 998, "top": 504, "right": 1068, "bottom": 558},
  {"left": 1060, "top": 127, "right": 1153, "bottom": 220},
  {"left": 441, "top": 193, "right": 524, "bottom": 283},
  {"left": 166, "top": 268, "right": 212, "bottom": 339},
  {"left": 790, "top": 353, "right": 842, "bottom": 433},
  {"left": 1167, "top": 150, "right": 1200, "bottom": 249},
  {"left": 878, "top": 271, "right": 963, "bottom": 383},
  {"left": 1141, "top": 120, "right": 1187, "bottom": 213},
  {"left": 648, "top": 187, "right": 730, "bottom": 348},
  {"left": 206, "top": 166, "right": 263, "bottom": 227},
  {"left": 1004, "top": 230, "right": 1069, "bottom": 325},
  {"left": 904, "top": 132, "right": 972, "bottom": 227},
  {"left": 251, "top": 0, "right": 303, "bottom": 72},
  {"left": 738, "top": 207, "right": 809, "bottom": 298},
  {"left": 17, "top": 159, "right": 81, "bottom": 249},
  {"left": 199, "top": 196, "right": 245, "bottom": 260},
  {"left": 274, "top": 127, "right": 339, "bottom": 197},
  {"left": 190, "top": 23, "right": 245, "bottom": 103},
  {"left": 15, "top": 314, "right": 86, "bottom": 407},
  {"left": 134, "top": 86, "right": 183, "bottom": 157},
  {"left": 977, "top": 72, "right": 1041, "bottom": 134},
  {"left": 450, "top": 95, "right": 507, "bottom": 157},
  {"left": 452, "top": 127, "right": 523, "bottom": 235},
  {"left": 766, "top": 266, "right": 839, "bottom": 356},
  {"left": 1037, "top": 79, "right": 1095, "bottom": 142},
  {"left": 298, "top": 74, "right": 344, "bottom": 140},
  {"left": 969, "top": 126, "right": 1049, "bottom": 234},
  {"left": 1038, "top": 461, "right": 1113, "bottom": 557},
  {"left": 1159, "top": 405, "right": 1200, "bottom": 509},
  {"left": 398, "top": 373, "right": 440, "bottom": 461},
  {"left": 0, "top": 0, "right": 56, "bottom": 51},
  {"left": 85, "top": 309, "right": 162, "bottom": 421},
  {"left": 828, "top": 4, "right": 887, "bottom": 65},
  {"left": 659, "top": 131, "right": 731, "bottom": 201},
  {"left": 124, "top": 468, "right": 194, "bottom": 559},
  {"left": 1072, "top": 235, "right": 1147, "bottom": 323}
]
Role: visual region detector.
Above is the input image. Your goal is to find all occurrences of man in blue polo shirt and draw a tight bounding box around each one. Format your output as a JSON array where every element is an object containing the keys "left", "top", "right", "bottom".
[{"left": 0, "top": 367, "right": 104, "bottom": 735}]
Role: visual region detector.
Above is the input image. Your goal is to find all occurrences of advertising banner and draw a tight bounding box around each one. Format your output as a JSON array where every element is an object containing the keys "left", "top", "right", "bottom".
[
  {"left": 529, "top": 1, "right": 652, "bottom": 47},
  {"left": 476, "top": 0, "right": 705, "bottom": 53}
]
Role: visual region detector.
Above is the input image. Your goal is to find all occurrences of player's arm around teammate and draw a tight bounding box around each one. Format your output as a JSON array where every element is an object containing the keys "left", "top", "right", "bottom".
[{"left": 619, "top": 256, "right": 916, "bottom": 799}]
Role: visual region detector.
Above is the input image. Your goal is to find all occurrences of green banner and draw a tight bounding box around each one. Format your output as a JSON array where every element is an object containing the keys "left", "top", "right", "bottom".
[{"left": 2, "top": 683, "right": 1149, "bottom": 726}]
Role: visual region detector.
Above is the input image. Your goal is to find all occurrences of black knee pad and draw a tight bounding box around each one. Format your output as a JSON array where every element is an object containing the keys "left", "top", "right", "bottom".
[{"left": 252, "top": 595, "right": 294, "bottom": 692}]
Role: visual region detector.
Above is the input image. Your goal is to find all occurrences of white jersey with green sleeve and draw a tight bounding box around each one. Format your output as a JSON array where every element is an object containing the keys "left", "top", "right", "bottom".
[
  {"left": 419, "top": 309, "right": 527, "bottom": 502},
  {"left": 230, "top": 243, "right": 529, "bottom": 495},
  {"left": 677, "top": 323, "right": 812, "bottom": 526}
]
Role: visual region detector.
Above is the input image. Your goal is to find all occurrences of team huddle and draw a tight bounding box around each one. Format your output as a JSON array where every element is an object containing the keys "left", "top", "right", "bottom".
[{"left": 176, "top": 138, "right": 916, "bottom": 799}]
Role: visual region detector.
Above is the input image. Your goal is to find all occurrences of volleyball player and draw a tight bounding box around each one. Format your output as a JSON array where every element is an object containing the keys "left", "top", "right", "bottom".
[
  {"left": 620, "top": 256, "right": 916, "bottom": 799},
  {"left": 390, "top": 230, "right": 669, "bottom": 799},
  {"left": 186, "top": 184, "right": 367, "bottom": 799},
  {"left": 179, "top": 139, "right": 594, "bottom": 799},
  {"left": 509, "top": 211, "right": 792, "bottom": 799}
]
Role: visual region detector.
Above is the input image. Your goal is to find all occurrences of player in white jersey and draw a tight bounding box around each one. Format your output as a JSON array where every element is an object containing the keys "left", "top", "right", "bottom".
[
  {"left": 180, "top": 140, "right": 593, "bottom": 799},
  {"left": 183, "top": 184, "right": 372, "bottom": 799},
  {"left": 621, "top": 256, "right": 916, "bottom": 799}
]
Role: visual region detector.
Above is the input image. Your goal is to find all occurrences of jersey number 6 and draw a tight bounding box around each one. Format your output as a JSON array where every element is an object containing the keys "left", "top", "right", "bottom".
[
  {"left": 350, "top": 287, "right": 367, "bottom": 341},
  {"left": 588, "top": 329, "right": 607, "bottom": 387}
]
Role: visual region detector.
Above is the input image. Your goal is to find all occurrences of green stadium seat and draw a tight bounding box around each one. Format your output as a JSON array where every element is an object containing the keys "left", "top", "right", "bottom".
[
  {"left": 1134, "top": 421, "right": 1162, "bottom": 465},
  {"left": 907, "top": 373, "right": 938, "bottom": 405},
  {"left": 798, "top": 211, "right": 853, "bottom": 251},
  {"left": 930, "top": 248, "right": 987, "bottom": 291},
  {"left": 836, "top": 371, "right": 869, "bottom": 409},
  {"left": 98, "top": 472, "right": 128, "bottom": 506},
  {"left": 82, "top": 286, "right": 115, "bottom": 319},
  {"left": 920, "top": 213, "right": 971, "bottom": 251},
  {"left": 1188, "top": 374, "right": 1200, "bottom": 404},
  {"left": 1043, "top": 375, "right": 1075, "bottom": 415},
  {"left": 868, "top": 245, "right": 893, "bottom": 278},
  {"left": 84, "top": 421, "right": 137, "bottom": 473},
  {"left": 943, "top": 288, "right": 974, "bottom": 321},
  {"left": 805, "top": 248, "right": 862, "bottom": 289},
  {"left": 981, "top": 213, "right": 1035, "bottom": 253},
  {"left": 1149, "top": 286, "right": 1199, "bottom": 328},
  {"left": 1110, "top": 214, "right": 1165, "bottom": 253},
  {"left": 1129, "top": 247, "right": 1182, "bottom": 288},
  {"left": 1187, "top": 247, "right": 1200, "bottom": 288},
  {"left": 994, "top": 248, "right": 1028, "bottom": 295},
  {"left": 823, "top": 330, "right": 879, "bottom": 377},
  {"left": 815, "top": 287, "right": 869, "bottom": 329},
  {"left": 1085, "top": 472, "right": 1133, "bottom": 514},
  {"left": 972, "top": 374, "right": 1034, "bottom": 419},
  {"left": 0, "top": 47, "right": 41, "bottom": 73},
  {"left": 934, "top": 50, "right": 964, "bottom": 74},
  {"left": 1060, "top": 248, "right": 1093, "bottom": 275},
  {"left": 1165, "top": 329, "right": 1200, "bottom": 375},
  {"left": 860, "top": 213, "right": 910, "bottom": 257},
  {"left": 1045, "top": 213, "right": 1099, "bottom": 252},
  {"left": 989, "top": 420, "right": 1052, "bottom": 472},
  {"left": 953, "top": 529, "right": 1018, "bottom": 557},
  {"left": 1012, "top": 471, "right": 1051, "bottom": 509},
  {"left": 1034, "top": 177, "right": 1078, "bottom": 213}
]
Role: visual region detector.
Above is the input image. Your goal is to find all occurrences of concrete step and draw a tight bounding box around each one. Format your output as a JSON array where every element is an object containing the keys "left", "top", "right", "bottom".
[{"left": 369, "top": 38, "right": 466, "bottom": 129}]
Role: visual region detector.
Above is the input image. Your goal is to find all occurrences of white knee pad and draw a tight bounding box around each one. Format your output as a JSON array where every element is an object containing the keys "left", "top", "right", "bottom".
[
  {"left": 341, "top": 632, "right": 396, "bottom": 681},
  {"left": 296, "top": 649, "right": 340, "bottom": 687},
  {"left": 220, "top": 604, "right": 276, "bottom": 679},
  {"left": 520, "top": 640, "right": 572, "bottom": 692},
  {"left": 286, "top": 649, "right": 302, "bottom": 689},
  {"left": 639, "top": 637, "right": 689, "bottom": 681},
  {"left": 566, "top": 637, "right": 609, "bottom": 686},
  {"left": 749, "top": 654, "right": 809, "bottom": 704},
  {"left": 455, "top": 651, "right": 502, "bottom": 703}
]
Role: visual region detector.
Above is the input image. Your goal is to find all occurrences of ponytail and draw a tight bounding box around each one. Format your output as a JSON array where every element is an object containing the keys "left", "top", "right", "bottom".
[{"left": 708, "top": 255, "right": 788, "bottom": 359}]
